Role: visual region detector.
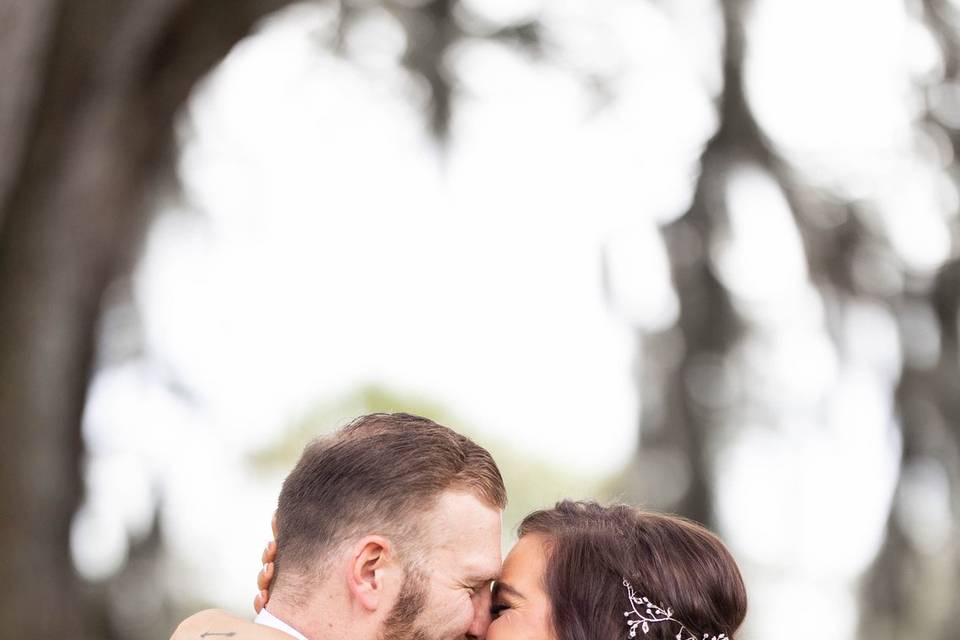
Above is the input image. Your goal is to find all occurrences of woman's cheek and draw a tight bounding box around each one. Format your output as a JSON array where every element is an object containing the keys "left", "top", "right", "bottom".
[{"left": 487, "top": 617, "right": 507, "bottom": 640}]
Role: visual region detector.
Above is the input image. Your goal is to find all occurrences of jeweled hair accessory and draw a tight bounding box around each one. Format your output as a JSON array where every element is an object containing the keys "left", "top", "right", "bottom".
[{"left": 623, "top": 578, "right": 727, "bottom": 640}]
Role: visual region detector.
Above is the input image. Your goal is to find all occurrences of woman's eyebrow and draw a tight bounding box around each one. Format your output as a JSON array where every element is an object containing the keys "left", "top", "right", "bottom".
[{"left": 493, "top": 581, "right": 525, "bottom": 599}]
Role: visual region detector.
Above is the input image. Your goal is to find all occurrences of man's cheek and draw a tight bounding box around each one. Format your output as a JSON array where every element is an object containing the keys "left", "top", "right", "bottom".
[{"left": 452, "top": 599, "right": 476, "bottom": 636}]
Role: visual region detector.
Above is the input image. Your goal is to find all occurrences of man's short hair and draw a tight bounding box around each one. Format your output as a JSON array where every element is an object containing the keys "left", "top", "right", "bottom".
[{"left": 273, "top": 412, "right": 506, "bottom": 594}]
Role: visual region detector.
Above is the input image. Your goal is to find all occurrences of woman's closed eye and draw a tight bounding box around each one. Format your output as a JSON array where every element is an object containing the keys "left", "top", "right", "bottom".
[{"left": 490, "top": 602, "right": 511, "bottom": 618}]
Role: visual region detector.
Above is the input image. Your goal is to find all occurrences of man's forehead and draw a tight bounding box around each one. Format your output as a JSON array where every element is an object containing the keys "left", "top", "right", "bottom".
[
  {"left": 457, "top": 542, "right": 503, "bottom": 578},
  {"left": 424, "top": 489, "right": 503, "bottom": 569},
  {"left": 427, "top": 490, "right": 503, "bottom": 532}
]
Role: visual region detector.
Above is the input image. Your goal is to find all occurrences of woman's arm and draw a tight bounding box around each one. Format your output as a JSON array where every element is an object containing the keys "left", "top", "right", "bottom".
[{"left": 170, "top": 609, "right": 292, "bottom": 640}]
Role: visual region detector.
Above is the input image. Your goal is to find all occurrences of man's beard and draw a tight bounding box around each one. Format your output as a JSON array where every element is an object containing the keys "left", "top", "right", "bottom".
[{"left": 379, "top": 567, "right": 436, "bottom": 640}]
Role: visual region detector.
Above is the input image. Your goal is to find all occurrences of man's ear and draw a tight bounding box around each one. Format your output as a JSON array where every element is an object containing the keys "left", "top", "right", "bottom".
[{"left": 347, "top": 535, "right": 394, "bottom": 611}]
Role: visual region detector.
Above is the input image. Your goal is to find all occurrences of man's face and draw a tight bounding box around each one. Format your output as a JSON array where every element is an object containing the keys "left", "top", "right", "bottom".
[{"left": 380, "top": 489, "right": 502, "bottom": 640}]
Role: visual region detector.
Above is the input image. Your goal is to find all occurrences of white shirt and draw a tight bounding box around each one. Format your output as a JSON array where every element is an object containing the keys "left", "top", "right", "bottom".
[{"left": 255, "top": 607, "right": 309, "bottom": 640}]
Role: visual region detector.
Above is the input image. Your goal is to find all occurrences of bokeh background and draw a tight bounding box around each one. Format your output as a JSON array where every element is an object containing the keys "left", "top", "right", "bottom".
[{"left": 2, "top": 0, "right": 958, "bottom": 638}]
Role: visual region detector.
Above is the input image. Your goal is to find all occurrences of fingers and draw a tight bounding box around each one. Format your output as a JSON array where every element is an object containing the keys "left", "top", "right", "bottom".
[
  {"left": 261, "top": 540, "right": 277, "bottom": 565},
  {"left": 261, "top": 545, "right": 277, "bottom": 593},
  {"left": 258, "top": 562, "right": 275, "bottom": 592},
  {"left": 254, "top": 537, "right": 277, "bottom": 614},
  {"left": 253, "top": 587, "right": 270, "bottom": 614}
]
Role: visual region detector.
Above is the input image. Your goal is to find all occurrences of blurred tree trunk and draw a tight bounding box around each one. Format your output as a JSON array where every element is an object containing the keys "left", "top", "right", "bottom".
[
  {"left": 628, "top": 2, "right": 960, "bottom": 635},
  {"left": 856, "top": 2, "right": 960, "bottom": 638},
  {"left": 0, "top": 1, "right": 296, "bottom": 637},
  {"left": 626, "top": 0, "right": 760, "bottom": 528}
]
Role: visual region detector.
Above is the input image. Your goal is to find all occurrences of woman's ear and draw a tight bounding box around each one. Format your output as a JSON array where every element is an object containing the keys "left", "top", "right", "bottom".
[{"left": 347, "top": 535, "right": 394, "bottom": 611}]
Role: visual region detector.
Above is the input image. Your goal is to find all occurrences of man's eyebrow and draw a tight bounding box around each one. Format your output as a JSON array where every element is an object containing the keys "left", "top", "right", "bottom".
[
  {"left": 465, "top": 573, "right": 499, "bottom": 586},
  {"left": 493, "top": 581, "right": 525, "bottom": 599}
]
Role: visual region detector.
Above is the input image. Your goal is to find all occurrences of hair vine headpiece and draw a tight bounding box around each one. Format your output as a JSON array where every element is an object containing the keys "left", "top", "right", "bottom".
[{"left": 622, "top": 578, "right": 727, "bottom": 640}]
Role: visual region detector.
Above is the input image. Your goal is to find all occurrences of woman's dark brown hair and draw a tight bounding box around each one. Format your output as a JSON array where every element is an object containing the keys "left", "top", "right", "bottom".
[{"left": 518, "top": 501, "right": 747, "bottom": 640}]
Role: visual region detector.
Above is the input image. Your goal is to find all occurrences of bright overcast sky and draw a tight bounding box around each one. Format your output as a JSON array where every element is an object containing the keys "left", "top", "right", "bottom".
[{"left": 135, "top": 0, "right": 711, "bottom": 473}]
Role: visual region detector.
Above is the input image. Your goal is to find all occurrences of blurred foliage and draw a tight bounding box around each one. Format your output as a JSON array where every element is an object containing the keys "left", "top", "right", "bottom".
[
  {"left": 248, "top": 383, "right": 614, "bottom": 543},
  {"left": 329, "top": 0, "right": 544, "bottom": 138},
  {"left": 247, "top": 384, "right": 454, "bottom": 470}
]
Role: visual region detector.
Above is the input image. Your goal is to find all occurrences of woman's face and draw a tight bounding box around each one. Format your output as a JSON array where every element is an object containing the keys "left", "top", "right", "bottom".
[{"left": 487, "top": 534, "right": 556, "bottom": 640}]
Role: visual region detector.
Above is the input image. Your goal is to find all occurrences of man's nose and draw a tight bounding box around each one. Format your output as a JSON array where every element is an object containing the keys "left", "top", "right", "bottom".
[{"left": 467, "top": 588, "right": 493, "bottom": 639}]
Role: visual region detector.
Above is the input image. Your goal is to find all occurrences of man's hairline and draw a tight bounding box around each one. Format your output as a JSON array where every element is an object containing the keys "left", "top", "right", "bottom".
[{"left": 279, "top": 484, "right": 504, "bottom": 575}]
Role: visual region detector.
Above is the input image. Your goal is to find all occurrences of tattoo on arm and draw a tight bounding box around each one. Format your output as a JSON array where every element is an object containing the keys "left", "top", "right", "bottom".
[{"left": 200, "top": 632, "right": 236, "bottom": 637}]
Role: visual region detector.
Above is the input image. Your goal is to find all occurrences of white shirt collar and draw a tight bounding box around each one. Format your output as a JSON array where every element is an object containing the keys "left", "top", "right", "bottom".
[{"left": 254, "top": 607, "right": 309, "bottom": 640}]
